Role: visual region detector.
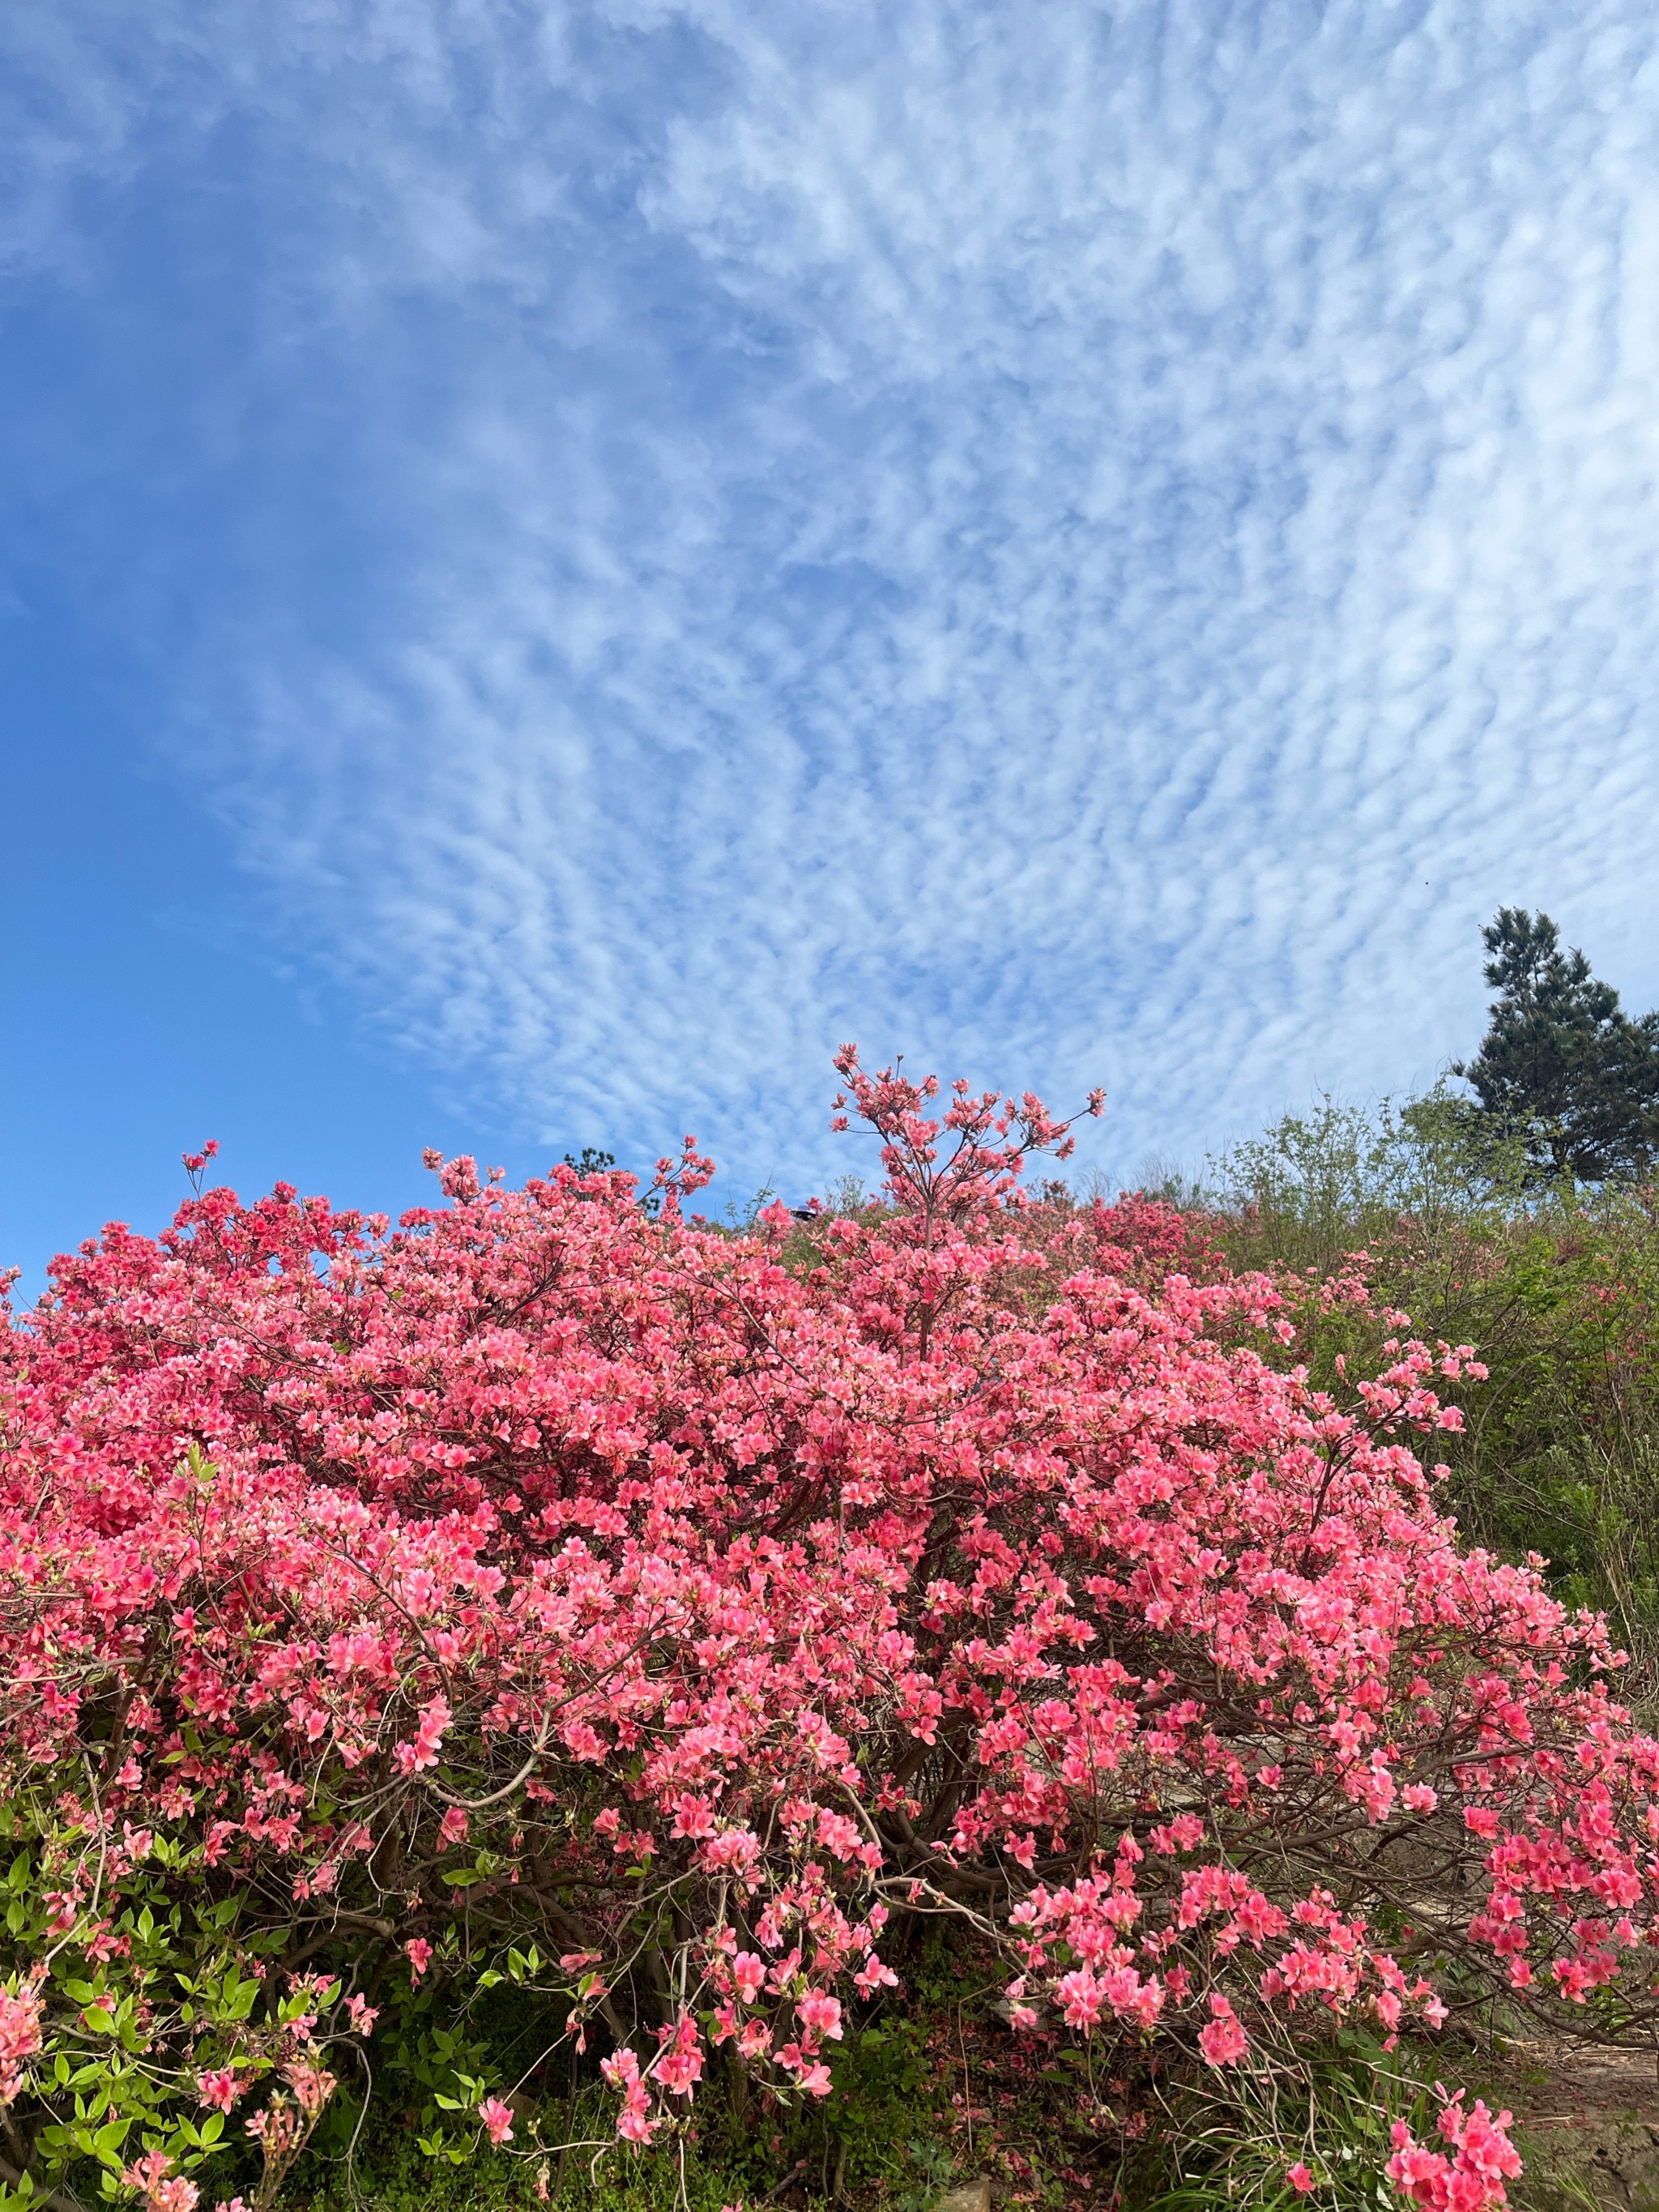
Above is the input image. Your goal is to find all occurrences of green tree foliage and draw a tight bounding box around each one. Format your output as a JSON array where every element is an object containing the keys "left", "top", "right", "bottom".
[
  {"left": 1454, "top": 907, "right": 1659, "bottom": 1185},
  {"left": 561, "top": 1150, "right": 618, "bottom": 1176},
  {"left": 1209, "top": 1083, "right": 1523, "bottom": 1279}
]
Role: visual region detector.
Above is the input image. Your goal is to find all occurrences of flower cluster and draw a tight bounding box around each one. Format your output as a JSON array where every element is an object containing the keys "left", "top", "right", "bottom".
[
  {"left": 0, "top": 1972, "right": 44, "bottom": 2104},
  {"left": 0, "top": 1053, "right": 1654, "bottom": 2195},
  {"left": 1387, "top": 2095, "right": 1524, "bottom": 2211}
]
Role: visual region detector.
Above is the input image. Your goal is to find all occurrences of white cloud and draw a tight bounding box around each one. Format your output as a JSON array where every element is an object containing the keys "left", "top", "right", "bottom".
[{"left": 6, "top": 0, "right": 1659, "bottom": 1192}]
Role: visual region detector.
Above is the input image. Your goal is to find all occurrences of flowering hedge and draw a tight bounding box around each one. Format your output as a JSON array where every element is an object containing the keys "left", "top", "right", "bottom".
[{"left": 0, "top": 1053, "right": 1653, "bottom": 2211}]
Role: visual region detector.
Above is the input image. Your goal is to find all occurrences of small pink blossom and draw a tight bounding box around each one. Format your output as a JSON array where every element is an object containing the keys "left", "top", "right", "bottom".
[
  {"left": 197, "top": 2069, "right": 241, "bottom": 2113},
  {"left": 1196, "top": 1996, "right": 1248, "bottom": 2068}
]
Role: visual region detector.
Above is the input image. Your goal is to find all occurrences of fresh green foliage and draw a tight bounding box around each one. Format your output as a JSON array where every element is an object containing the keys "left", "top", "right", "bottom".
[
  {"left": 1129, "top": 2036, "right": 1435, "bottom": 2212},
  {"left": 1209, "top": 1082, "right": 1527, "bottom": 1276},
  {"left": 0, "top": 1794, "right": 347, "bottom": 2212},
  {"left": 1213, "top": 1080, "right": 1659, "bottom": 1700}
]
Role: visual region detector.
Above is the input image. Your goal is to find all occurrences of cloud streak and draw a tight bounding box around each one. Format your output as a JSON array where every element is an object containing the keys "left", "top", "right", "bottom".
[{"left": 6, "top": 1, "right": 1659, "bottom": 1194}]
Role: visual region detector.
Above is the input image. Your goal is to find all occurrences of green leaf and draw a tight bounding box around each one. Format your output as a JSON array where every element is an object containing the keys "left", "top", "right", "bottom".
[{"left": 92, "top": 2116, "right": 132, "bottom": 2164}]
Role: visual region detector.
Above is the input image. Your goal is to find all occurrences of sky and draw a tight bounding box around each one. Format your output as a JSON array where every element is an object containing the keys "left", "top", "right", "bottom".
[{"left": 5, "top": 1, "right": 1659, "bottom": 1292}]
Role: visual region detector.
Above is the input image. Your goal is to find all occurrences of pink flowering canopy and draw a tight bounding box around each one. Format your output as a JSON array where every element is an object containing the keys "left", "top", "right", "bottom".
[{"left": 0, "top": 1050, "right": 1652, "bottom": 2207}]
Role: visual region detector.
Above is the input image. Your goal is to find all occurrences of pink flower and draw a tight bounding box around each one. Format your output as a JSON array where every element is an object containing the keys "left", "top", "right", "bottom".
[
  {"left": 284, "top": 2062, "right": 335, "bottom": 2115},
  {"left": 197, "top": 2069, "right": 241, "bottom": 2113},
  {"left": 0, "top": 1978, "right": 45, "bottom": 2097},
  {"left": 600, "top": 2048, "right": 640, "bottom": 2091},
  {"left": 479, "top": 2095, "right": 514, "bottom": 2146},
  {"left": 123, "top": 2154, "right": 198, "bottom": 2212},
  {"left": 1286, "top": 2165, "right": 1315, "bottom": 2195},
  {"left": 395, "top": 1694, "right": 451, "bottom": 1776},
  {"left": 795, "top": 1992, "right": 843, "bottom": 2041},
  {"left": 1056, "top": 1966, "right": 1105, "bottom": 2031},
  {"left": 1387, "top": 2097, "right": 1521, "bottom": 2211},
  {"left": 1196, "top": 1996, "right": 1248, "bottom": 2068},
  {"left": 0, "top": 1047, "right": 1631, "bottom": 2184},
  {"left": 668, "top": 1794, "right": 716, "bottom": 1840},
  {"left": 853, "top": 1953, "right": 899, "bottom": 1997},
  {"left": 654, "top": 2014, "right": 704, "bottom": 2098}
]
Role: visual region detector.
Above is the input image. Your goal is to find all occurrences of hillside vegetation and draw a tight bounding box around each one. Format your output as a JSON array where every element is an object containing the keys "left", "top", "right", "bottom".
[{"left": 4, "top": 918, "right": 1659, "bottom": 2212}]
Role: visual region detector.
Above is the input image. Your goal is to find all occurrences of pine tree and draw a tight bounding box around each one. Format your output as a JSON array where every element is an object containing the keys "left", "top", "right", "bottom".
[{"left": 1455, "top": 908, "right": 1659, "bottom": 1183}]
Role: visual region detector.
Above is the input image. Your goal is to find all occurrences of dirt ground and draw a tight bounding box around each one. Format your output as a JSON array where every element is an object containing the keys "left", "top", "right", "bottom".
[
  {"left": 1495, "top": 2042, "right": 1659, "bottom": 2210},
  {"left": 1512, "top": 2041, "right": 1659, "bottom": 2122}
]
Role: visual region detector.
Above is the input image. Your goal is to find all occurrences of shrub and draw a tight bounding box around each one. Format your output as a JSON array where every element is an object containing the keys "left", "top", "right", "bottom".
[
  {"left": 1, "top": 1055, "right": 1653, "bottom": 2212},
  {"left": 1214, "top": 1094, "right": 1659, "bottom": 1693}
]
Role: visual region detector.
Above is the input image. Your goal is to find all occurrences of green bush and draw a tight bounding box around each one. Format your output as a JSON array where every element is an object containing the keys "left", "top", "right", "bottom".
[{"left": 1210, "top": 1091, "right": 1659, "bottom": 1697}]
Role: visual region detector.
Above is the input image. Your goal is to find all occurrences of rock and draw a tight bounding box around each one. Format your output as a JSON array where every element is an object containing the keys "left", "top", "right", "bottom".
[
  {"left": 929, "top": 2182, "right": 992, "bottom": 2212},
  {"left": 1519, "top": 2120, "right": 1659, "bottom": 2210}
]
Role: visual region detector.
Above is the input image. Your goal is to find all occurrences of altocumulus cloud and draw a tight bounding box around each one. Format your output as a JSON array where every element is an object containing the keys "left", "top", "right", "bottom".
[{"left": 5, "top": 1, "right": 1659, "bottom": 1191}]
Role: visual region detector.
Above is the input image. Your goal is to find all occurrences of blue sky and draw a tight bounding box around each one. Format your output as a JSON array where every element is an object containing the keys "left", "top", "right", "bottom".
[{"left": 6, "top": 1, "right": 1659, "bottom": 1290}]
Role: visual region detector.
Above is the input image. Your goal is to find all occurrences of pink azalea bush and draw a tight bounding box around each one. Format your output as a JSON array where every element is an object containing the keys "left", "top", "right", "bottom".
[{"left": 0, "top": 1050, "right": 1649, "bottom": 2206}]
